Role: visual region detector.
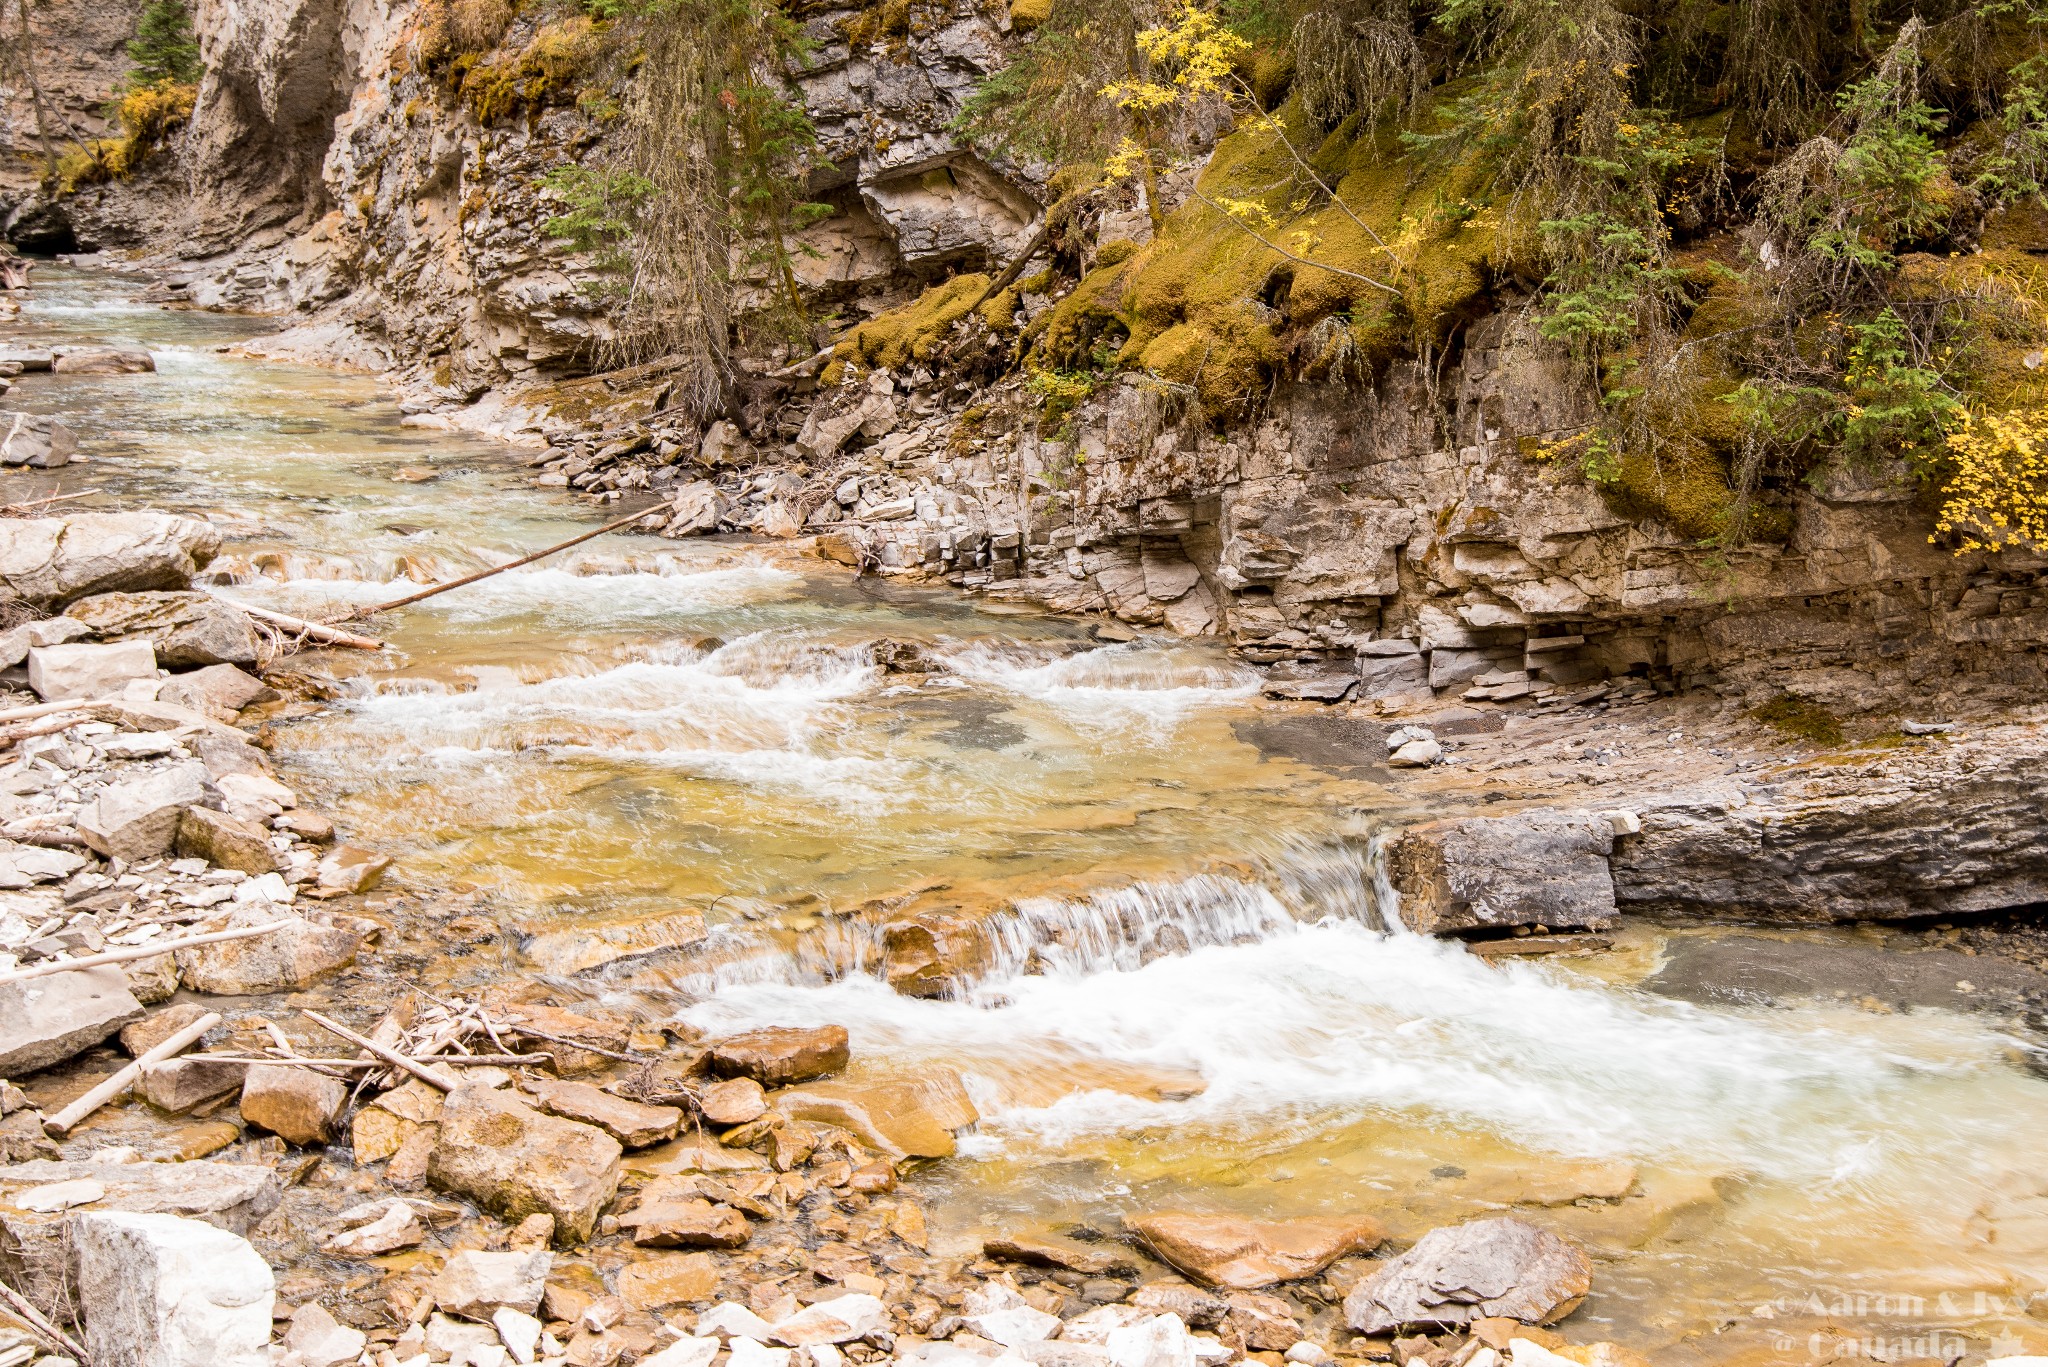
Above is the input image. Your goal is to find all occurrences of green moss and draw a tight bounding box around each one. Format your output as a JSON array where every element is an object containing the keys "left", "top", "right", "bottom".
[
  {"left": 1252, "top": 47, "right": 1295, "bottom": 110},
  {"left": 1021, "top": 101, "right": 1526, "bottom": 424},
  {"left": 1008, "top": 0, "right": 1051, "bottom": 32},
  {"left": 828, "top": 273, "right": 993, "bottom": 382},
  {"left": 1095, "top": 239, "right": 1139, "bottom": 267},
  {"left": 1750, "top": 695, "right": 1845, "bottom": 746},
  {"left": 460, "top": 16, "right": 596, "bottom": 125}
]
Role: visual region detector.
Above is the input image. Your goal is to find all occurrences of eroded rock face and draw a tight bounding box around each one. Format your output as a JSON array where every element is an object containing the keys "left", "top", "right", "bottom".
[
  {"left": 1126, "top": 1213, "right": 1384, "bottom": 1290},
  {"left": 1388, "top": 811, "right": 1617, "bottom": 935},
  {"left": 0, "top": 513, "right": 222, "bottom": 611},
  {"left": 426, "top": 1085, "right": 622, "bottom": 1243},
  {"left": 1342, "top": 1217, "right": 1591, "bottom": 1332}
]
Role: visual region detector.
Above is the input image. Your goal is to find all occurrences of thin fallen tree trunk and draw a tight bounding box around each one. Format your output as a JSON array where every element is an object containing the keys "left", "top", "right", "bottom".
[
  {"left": 198, "top": 1053, "right": 548, "bottom": 1069},
  {"left": 0, "top": 1276, "right": 87, "bottom": 1363},
  {"left": 969, "top": 218, "right": 1054, "bottom": 312},
  {"left": 1, "top": 488, "right": 100, "bottom": 516},
  {"left": 213, "top": 598, "right": 385, "bottom": 650},
  {"left": 44, "top": 1010, "right": 221, "bottom": 1136},
  {"left": 0, "top": 920, "right": 290, "bottom": 986},
  {"left": 341, "top": 503, "right": 670, "bottom": 619},
  {"left": 302, "top": 1010, "right": 461, "bottom": 1091}
]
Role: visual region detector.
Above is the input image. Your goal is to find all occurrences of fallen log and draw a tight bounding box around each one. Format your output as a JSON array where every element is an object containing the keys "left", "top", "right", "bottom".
[
  {"left": 0, "top": 1276, "right": 87, "bottom": 1362},
  {"left": 43, "top": 1009, "right": 221, "bottom": 1136},
  {"left": 302, "top": 1009, "right": 461, "bottom": 1091},
  {"left": 341, "top": 503, "right": 671, "bottom": 619},
  {"left": 214, "top": 598, "right": 386, "bottom": 650},
  {"left": 197, "top": 1053, "right": 549, "bottom": 1069},
  {"left": 0, "top": 919, "right": 290, "bottom": 986}
]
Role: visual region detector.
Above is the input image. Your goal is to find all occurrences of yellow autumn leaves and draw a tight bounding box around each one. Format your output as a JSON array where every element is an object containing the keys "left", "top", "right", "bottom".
[{"left": 1938, "top": 410, "right": 2048, "bottom": 553}]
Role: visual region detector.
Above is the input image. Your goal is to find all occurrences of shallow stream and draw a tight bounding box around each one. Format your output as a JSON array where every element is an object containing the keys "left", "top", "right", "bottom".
[{"left": 11, "top": 266, "right": 2048, "bottom": 1364}]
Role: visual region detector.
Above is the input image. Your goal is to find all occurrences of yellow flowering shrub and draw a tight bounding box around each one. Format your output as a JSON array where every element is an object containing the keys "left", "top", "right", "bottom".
[{"left": 1935, "top": 409, "right": 2048, "bottom": 552}]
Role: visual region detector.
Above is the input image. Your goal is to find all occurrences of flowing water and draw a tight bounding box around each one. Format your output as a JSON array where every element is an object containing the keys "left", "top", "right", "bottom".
[{"left": 12, "top": 265, "right": 2048, "bottom": 1363}]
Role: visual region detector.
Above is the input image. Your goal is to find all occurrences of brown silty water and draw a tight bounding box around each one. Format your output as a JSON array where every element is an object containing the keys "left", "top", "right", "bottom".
[{"left": 11, "top": 264, "right": 2048, "bottom": 1365}]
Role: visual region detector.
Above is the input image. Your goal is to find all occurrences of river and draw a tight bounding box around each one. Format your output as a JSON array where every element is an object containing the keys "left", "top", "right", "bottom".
[{"left": 10, "top": 262, "right": 2048, "bottom": 1364}]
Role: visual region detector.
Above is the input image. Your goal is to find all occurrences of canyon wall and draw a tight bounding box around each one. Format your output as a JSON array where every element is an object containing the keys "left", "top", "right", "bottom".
[{"left": 10, "top": 0, "right": 2048, "bottom": 717}]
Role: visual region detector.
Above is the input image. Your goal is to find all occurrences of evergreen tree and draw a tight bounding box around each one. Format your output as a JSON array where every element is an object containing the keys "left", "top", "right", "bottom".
[{"left": 127, "top": 0, "right": 201, "bottom": 87}]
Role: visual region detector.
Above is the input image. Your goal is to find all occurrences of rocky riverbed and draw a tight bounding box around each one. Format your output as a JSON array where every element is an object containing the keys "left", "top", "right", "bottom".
[{"left": 3, "top": 261, "right": 2048, "bottom": 1367}]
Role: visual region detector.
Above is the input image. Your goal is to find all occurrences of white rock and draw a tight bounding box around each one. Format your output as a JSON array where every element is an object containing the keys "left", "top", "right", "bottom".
[
  {"left": 282, "top": 1301, "right": 367, "bottom": 1367},
  {"left": 805, "top": 1345, "right": 846, "bottom": 1367},
  {"left": 1598, "top": 809, "right": 1641, "bottom": 836},
  {"left": 323, "top": 1200, "right": 426, "bottom": 1256},
  {"left": 1057, "top": 1306, "right": 1153, "bottom": 1345},
  {"left": 729, "top": 1340, "right": 795, "bottom": 1367},
  {"left": 772, "top": 1293, "right": 890, "bottom": 1346},
  {"left": 1506, "top": 1342, "right": 1575, "bottom": 1367},
  {"left": 1189, "top": 1338, "right": 1231, "bottom": 1366},
  {"left": 641, "top": 1338, "right": 721, "bottom": 1367},
  {"left": 27, "top": 640, "right": 157, "bottom": 701},
  {"left": 1383, "top": 725, "right": 1435, "bottom": 749},
  {"left": 967, "top": 1307, "right": 1061, "bottom": 1348},
  {"left": 1104, "top": 1315, "right": 1199, "bottom": 1367},
  {"left": 494, "top": 1307, "right": 544, "bottom": 1365},
  {"left": 434, "top": 1249, "right": 551, "bottom": 1319},
  {"left": 1388, "top": 739, "right": 1443, "bottom": 768},
  {"left": 962, "top": 1283, "right": 1028, "bottom": 1316},
  {"left": 217, "top": 771, "right": 296, "bottom": 812},
  {"left": 71, "top": 1210, "right": 274, "bottom": 1367},
  {"left": 425, "top": 1313, "right": 500, "bottom": 1360},
  {"left": 1283, "top": 1344, "right": 1331, "bottom": 1367},
  {"left": 697, "top": 1302, "right": 778, "bottom": 1341}
]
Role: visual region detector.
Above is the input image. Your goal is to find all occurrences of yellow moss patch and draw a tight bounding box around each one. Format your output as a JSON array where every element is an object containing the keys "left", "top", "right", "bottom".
[
  {"left": 56, "top": 82, "right": 196, "bottom": 194},
  {"left": 1023, "top": 101, "right": 1522, "bottom": 423},
  {"left": 1008, "top": 0, "right": 1052, "bottom": 32},
  {"left": 458, "top": 16, "right": 597, "bottom": 125},
  {"left": 828, "top": 274, "right": 993, "bottom": 383}
]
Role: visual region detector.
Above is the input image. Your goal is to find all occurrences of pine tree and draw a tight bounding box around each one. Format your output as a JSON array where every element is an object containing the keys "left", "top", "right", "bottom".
[{"left": 127, "top": 0, "right": 201, "bottom": 88}]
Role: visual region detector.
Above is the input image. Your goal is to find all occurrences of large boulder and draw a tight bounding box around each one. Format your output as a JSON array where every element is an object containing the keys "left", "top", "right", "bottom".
[
  {"left": 0, "top": 411, "right": 76, "bottom": 469},
  {"left": 663, "top": 482, "right": 731, "bottom": 538},
  {"left": 1125, "top": 1212, "right": 1384, "bottom": 1290},
  {"left": 239, "top": 1063, "right": 347, "bottom": 1145},
  {"left": 77, "top": 764, "right": 208, "bottom": 861},
  {"left": 175, "top": 806, "right": 278, "bottom": 875},
  {"left": 0, "top": 1160, "right": 281, "bottom": 1311},
  {"left": 71, "top": 1210, "right": 273, "bottom": 1367},
  {"left": 707, "top": 1025, "right": 849, "bottom": 1086},
  {"left": 66, "top": 591, "right": 259, "bottom": 667},
  {"left": 775, "top": 1071, "right": 977, "bottom": 1160},
  {"left": 432, "top": 1248, "right": 551, "bottom": 1318},
  {"left": 28, "top": 639, "right": 158, "bottom": 701},
  {"left": 0, "top": 963, "right": 146, "bottom": 1075},
  {"left": 174, "top": 908, "right": 359, "bottom": 994},
  {"left": 50, "top": 346, "right": 156, "bottom": 375},
  {"left": 1342, "top": 1217, "right": 1592, "bottom": 1332},
  {"left": 427, "top": 1085, "right": 622, "bottom": 1243},
  {"left": 1387, "top": 811, "right": 1617, "bottom": 934},
  {"left": 0, "top": 513, "right": 222, "bottom": 611}
]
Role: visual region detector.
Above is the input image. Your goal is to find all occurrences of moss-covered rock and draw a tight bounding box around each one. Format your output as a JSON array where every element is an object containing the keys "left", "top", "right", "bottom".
[{"left": 826, "top": 273, "right": 994, "bottom": 384}]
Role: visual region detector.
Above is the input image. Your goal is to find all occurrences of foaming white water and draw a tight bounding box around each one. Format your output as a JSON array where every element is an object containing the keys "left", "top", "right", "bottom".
[
  {"left": 977, "top": 836, "right": 1387, "bottom": 984},
  {"left": 346, "top": 633, "right": 905, "bottom": 801},
  {"left": 227, "top": 562, "right": 800, "bottom": 621},
  {"left": 946, "top": 641, "right": 1259, "bottom": 733},
  {"left": 683, "top": 917, "right": 2023, "bottom": 1180}
]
